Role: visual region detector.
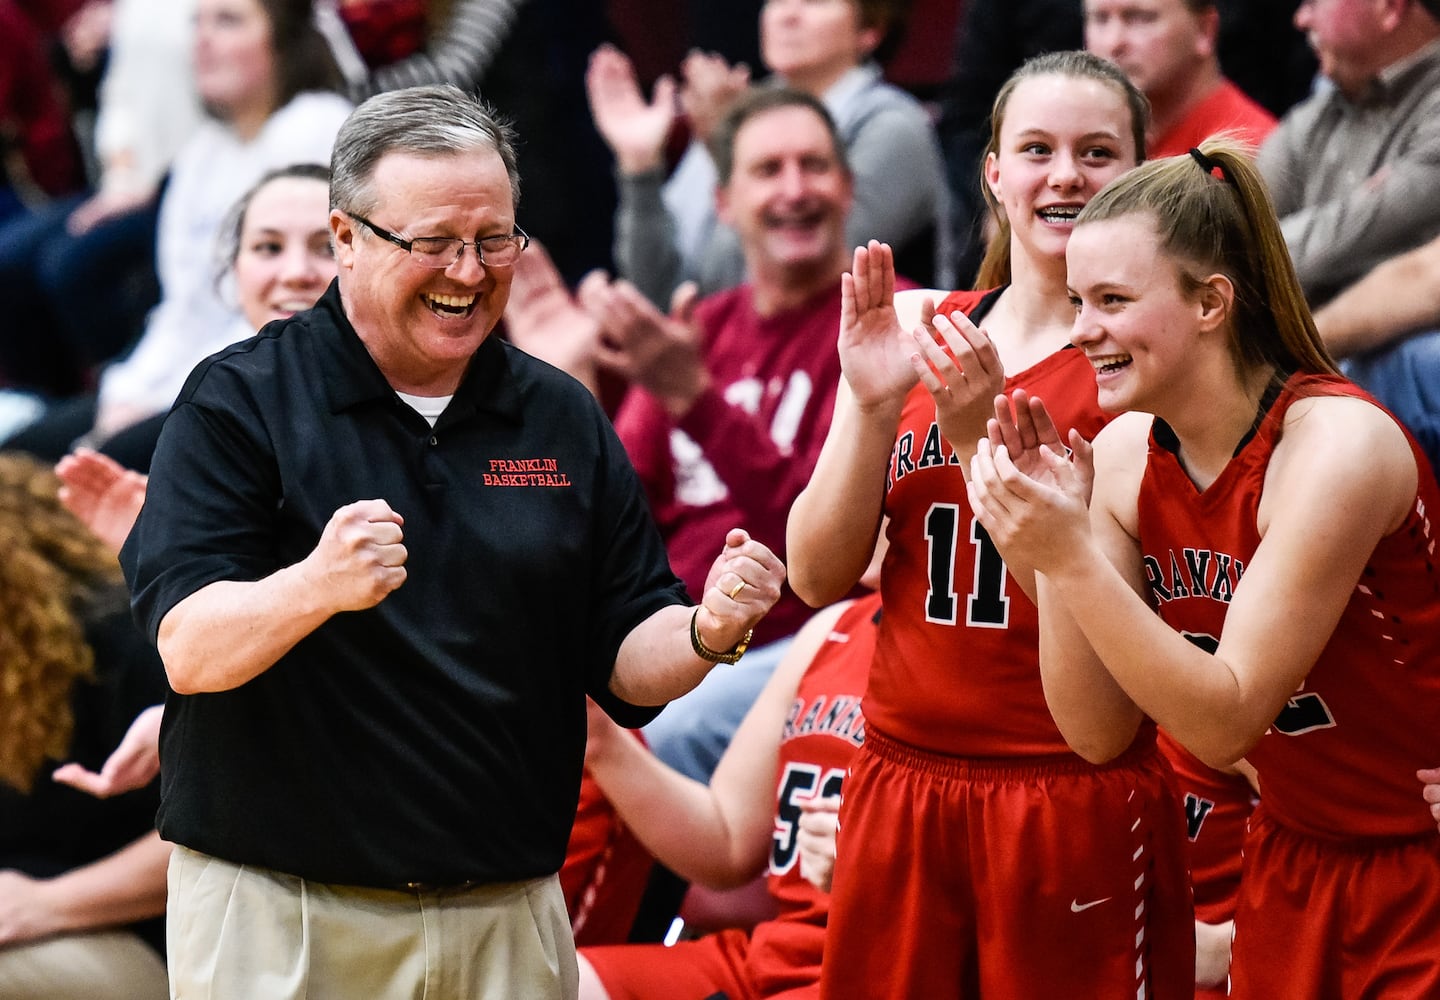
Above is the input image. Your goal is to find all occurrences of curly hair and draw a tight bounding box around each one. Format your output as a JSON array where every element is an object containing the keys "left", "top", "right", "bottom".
[{"left": 0, "top": 452, "right": 123, "bottom": 795}]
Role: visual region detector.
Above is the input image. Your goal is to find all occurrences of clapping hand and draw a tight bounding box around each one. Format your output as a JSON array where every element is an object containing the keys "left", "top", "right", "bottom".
[
  {"left": 505, "top": 240, "right": 603, "bottom": 394},
  {"left": 678, "top": 49, "right": 750, "bottom": 144},
  {"left": 908, "top": 307, "right": 1004, "bottom": 462},
  {"left": 580, "top": 273, "right": 708, "bottom": 416},
  {"left": 839, "top": 242, "right": 924, "bottom": 416},
  {"left": 586, "top": 43, "right": 677, "bottom": 174},
  {"left": 55, "top": 447, "right": 148, "bottom": 554},
  {"left": 968, "top": 394, "right": 1094, "bottom": 574}
]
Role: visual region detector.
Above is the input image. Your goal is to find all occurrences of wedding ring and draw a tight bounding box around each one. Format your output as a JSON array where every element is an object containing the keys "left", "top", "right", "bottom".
[{"left": 728, "top": 580, "right": 747, "bottom": 600}]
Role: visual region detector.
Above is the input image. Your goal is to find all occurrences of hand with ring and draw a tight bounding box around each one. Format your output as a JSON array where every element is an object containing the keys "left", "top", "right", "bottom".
[{"left": 696, "top": 528, "right": 786, "bottom": 653}]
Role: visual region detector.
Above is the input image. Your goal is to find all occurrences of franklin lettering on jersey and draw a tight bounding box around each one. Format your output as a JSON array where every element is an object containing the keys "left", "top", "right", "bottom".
[
  {"left": 783, "top": 693, "right": 865, "bottom": 747},
  {"left": 1144, "top": 548, "right": 1244, "bottom": 604},
  {"left": 887, "top": 421, "right": 966, "bottom": 491}
]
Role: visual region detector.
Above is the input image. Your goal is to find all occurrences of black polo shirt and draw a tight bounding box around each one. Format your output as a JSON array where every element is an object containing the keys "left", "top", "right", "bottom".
[{"left": 122, "top": 281, "right": 688, "bottom": 888}]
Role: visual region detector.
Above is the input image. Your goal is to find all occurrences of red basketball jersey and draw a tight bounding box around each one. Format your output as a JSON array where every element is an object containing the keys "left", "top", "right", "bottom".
[
  {"left": 867, "top": 290, "right": 1113, "bottom": 756},
  {"left": 748, "top": 592, "right": 877, "bottom": 996},
  {"left": 1137, "top": 373, "right": 1440, "bottom": 840}
]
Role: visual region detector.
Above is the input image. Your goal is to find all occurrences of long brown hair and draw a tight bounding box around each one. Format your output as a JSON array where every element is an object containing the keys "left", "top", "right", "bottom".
[
  {"left": 974, "top": 50, "right": 1149, "bottom": 291},
  {"left": 0, "top": 454, "right": 123, "bottom": 794},
  {"left": 1076, "top": 135, "right": 1339, "bottom": 378}
]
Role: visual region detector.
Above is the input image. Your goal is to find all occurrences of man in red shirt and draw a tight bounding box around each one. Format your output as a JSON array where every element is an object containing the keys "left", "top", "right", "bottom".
[{"left": 1085, "top": 0, "right": 1275, "bottom": 157}]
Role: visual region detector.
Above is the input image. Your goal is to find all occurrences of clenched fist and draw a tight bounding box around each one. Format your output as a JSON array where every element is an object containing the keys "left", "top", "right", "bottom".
[{"left": 304, "top": 499, "right": 408, "bottom": 612}]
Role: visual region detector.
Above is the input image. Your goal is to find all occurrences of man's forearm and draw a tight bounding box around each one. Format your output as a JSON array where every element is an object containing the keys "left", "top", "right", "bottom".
[
  {"left": 609, "top": 604, "right": 716, "bottom": 707},
  {"left": 157, "top": 568, "right": 336, "bottom": 694},
  {"left": 44, "top": 831, "right": 170, "bottom": 933},
  {"left": 1314, "top": 235, "right": 1440, "bottom": 358}
]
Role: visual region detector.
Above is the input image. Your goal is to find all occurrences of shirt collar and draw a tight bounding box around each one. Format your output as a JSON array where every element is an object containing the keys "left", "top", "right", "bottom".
[
  {"left": 1349, "top": 37, "right": 1440, "bottom": 105},
  {"left": 314, "top": 281, "right": 525, "bottom": 424},
  {"left": 820, "top": 62, "right": 882, "bottom": 117}
]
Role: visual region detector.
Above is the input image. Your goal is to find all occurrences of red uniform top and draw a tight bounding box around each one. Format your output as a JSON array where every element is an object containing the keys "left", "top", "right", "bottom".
[
  {"left": 1138, "top": 373, "right": 1440, "bottom": 840},
  {"left": 750, "top": 592, "right": 876, "bottom": 996},
  {"left": 1150, "top": 79, "right": 1277, "bottom": 159},
  {"left": 616, "top": 280, "right": 909, "bottom": 645},
  {"left": 867, "top": 289, "right": 1113, "bottom": 756}
]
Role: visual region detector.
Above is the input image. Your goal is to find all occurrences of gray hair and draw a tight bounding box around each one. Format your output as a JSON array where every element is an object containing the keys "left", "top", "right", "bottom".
[{"left": 329, "top": 85, "right": 522, "bottom": 217}]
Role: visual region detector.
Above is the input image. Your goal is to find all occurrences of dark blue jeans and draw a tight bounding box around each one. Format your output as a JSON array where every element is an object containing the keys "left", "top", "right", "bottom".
[{"left": 0, "top": 195, "right": 159, "bottom": 394}]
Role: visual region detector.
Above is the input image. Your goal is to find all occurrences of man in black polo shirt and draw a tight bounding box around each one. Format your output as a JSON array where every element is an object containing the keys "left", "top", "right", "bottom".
[{"left": 120, "top": 84, "right": 785, "bottom": 1000}]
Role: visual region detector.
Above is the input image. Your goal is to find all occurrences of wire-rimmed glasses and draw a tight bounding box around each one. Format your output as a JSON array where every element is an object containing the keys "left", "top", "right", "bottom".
[{"left": 349, "top": 213, "right": 529, "bottom": 268}]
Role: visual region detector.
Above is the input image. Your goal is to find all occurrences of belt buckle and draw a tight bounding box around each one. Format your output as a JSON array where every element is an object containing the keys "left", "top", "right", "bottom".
[{"left": 401, "top": 878, "right": 481, "bottom": 894}]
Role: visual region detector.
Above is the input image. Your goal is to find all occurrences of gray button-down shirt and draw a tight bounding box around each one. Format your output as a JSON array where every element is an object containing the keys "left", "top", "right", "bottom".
[{"left": 1258, "top": 39, "right": 1440, "bottom": 304}]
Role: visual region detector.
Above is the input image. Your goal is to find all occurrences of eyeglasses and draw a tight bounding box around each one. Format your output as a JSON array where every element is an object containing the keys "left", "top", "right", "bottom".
[{"left": 348, "top": 213, "right": 529, "bottom": 268}]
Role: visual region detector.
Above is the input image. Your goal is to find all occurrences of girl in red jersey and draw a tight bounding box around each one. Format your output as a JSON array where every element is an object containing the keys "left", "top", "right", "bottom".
[
  {"left": 576, "top": 590, "right": 879, "bottom": 1000},
  {"left": 787, "top": 51, "right": 1196, "bottom": 1000},
  {"left": 970, "top": 136, "right": 1440, "bottom": 998}
]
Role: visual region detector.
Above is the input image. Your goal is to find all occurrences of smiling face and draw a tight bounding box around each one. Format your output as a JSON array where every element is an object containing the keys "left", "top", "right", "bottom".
[
  {"left": 233, "top": 175, "right": 335, "bottom": 330},
  {"left": 1067, "top": 214, "right": 1213, "bottom": 413},
  {"left": 1084, "top": 0, "right": 1213, "bottom": 104},
  {"left": 193, "top": 0, "right": 277, "bottom": 122},
  {"left": 985, "top": 74, "right": 1139, "bottom": 276},
  {"left": 715, "top": 103, "right": 853, "bottom": 287},
  {"left": 760, "top": 0, "right": 881, "bottom": 92},
  {"left": 330, "top": 147, "right": 517, "bottom": 395}
]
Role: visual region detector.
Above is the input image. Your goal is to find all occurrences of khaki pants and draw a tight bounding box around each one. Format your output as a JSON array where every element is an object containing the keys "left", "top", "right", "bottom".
[
  {"left": 167, "top": 845, "right": 578, "bottom": 1000},
  {"left": 0, "top": 929, "right": 168, "bottom": 1000}
]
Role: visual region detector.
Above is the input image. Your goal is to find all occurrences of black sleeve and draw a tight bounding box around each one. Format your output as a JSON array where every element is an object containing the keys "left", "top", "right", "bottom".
[
  {"left": 581, "top": 396, "right": 690, "bottom": 728},
  {"left": 121, "top": 370, "right": 283, "bottom": 644}
]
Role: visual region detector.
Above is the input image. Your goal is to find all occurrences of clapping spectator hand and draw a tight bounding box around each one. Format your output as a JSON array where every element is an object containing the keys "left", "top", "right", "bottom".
[
  {"left": 55, "top": 447, "right": 148, "bottom": 554},
  {"left": 677, "top": 49, "right": 750, "bottom": 145},
  {"left": 579, "top": 273, "right": 708, "bottom": 418},
  {"left": 52, "top": 705, "right": 163, "bottom": 798},
  {"left": 586, "top": 43, "right": 678, "bottom": 175},
  {"left": 505, "top": 239, "right": 603, "bottom": 394}
]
